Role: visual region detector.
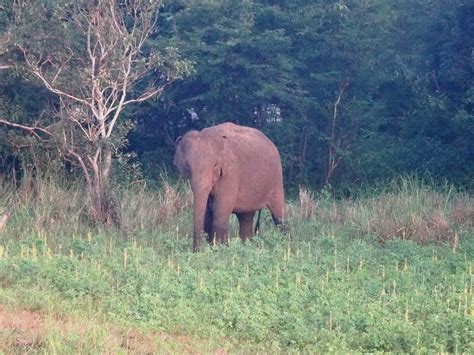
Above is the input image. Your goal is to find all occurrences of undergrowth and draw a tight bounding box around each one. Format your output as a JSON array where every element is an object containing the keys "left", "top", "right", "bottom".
[{"left": 0, "top": 177, "right": 473, "bottom": 352}]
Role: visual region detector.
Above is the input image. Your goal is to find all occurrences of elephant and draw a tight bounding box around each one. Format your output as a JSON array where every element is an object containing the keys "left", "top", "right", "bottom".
[{"left": 174, "top": 122, "right": 286, "bottom": 251}]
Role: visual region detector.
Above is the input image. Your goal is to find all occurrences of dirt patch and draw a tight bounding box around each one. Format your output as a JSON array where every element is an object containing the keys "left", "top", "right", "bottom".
[
  {"left": 0, "top": 305, "right": 43, "bottom": 331},
  {"left": 0, "top": 305, "right": 226, "bottom": 353},
  {"left": 0, "top": 305, "right": 46, "bottom": 350}
]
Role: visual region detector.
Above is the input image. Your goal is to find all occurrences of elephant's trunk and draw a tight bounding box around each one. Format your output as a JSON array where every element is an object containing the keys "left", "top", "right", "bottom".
[{"left": 191, "top": 184, "right": 211, "bottom": 252}]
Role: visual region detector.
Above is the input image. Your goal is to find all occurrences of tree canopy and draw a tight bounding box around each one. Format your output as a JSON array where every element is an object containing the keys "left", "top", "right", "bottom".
[{"left": 1, "top": 0, "right": 473, "bottom": 192}]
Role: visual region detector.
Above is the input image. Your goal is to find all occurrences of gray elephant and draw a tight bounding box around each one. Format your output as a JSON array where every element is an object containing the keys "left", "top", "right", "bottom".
[{"left": 174, "top": 122, "right": 286, "bottom": 251}]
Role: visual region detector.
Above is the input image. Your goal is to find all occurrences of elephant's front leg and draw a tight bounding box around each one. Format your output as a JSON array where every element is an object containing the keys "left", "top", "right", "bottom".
[
  {"left": 236, "top": 212, "right": 255, "bottom": 242},
  {"left": 204, "top": 197, "right": 216, "bottom": 244}
]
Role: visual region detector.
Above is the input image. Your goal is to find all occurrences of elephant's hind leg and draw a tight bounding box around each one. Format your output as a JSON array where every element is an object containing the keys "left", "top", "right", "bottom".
[
  {"left": 267, "top": 187, "right": 287, "bottom": 229},
  {"left": 236, "top": 212, "right": 255, "bottom": 242},
  {"left": 204, "top": 197, "right": 214, "bottom": 243}
]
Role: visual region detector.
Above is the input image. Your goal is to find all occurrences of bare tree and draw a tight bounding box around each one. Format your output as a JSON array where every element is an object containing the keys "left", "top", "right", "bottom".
[
  {"left": 325, "top": 79, "right": 349, "bottom": 187},
  {"left": 1, "top": 0, "right": 190, "bottom": 223}
]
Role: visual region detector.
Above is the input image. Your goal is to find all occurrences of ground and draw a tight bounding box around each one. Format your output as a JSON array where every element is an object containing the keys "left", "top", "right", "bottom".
[{"left": 0, "top": 305, "right": 225, "bottom": 354}]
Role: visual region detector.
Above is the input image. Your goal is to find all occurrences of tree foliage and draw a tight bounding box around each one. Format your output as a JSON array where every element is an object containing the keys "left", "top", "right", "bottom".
[
  {"left": 1, "top": 0, "right": 473, "bottom": 192},
  {"left": 132, "top": 0, "right": 473, "bottom": 190}
]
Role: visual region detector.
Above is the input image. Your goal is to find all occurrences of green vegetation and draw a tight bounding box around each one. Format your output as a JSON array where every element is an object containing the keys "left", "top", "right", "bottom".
[
  {"left": 1, "top": 0, "right": 473, "bottom": 191},
  {"left": 1, "top": 178, "right": 472, "bottom": 352}
]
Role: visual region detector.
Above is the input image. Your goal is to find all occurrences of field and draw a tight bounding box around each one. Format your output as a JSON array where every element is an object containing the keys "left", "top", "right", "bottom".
[{"left": 0, "top": 178, "right": 473, "bottom": 353}]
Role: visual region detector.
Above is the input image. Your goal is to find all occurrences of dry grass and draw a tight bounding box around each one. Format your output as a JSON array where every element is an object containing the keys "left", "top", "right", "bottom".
[
  {"left": 2, "top": 174, "right": 472, "bottom": 246},
  {"left": 9, "top": 174, "right": 85, "bottom": 236},
  {"left": 0, "top": 178, "right": 13, "bottom": 232},
  {"left": 351, "top": 194, "right": 452, "bottom": 243},
  {"left": 298, "top": 186, "right": 317, "bottom": 220},
  {"left": 0, "top": 175, "right": 193, "bottom": 240},
  {"left": 451, "top": 196, "right": 474, "bottom": 226},
  {"left": 295, "top": 182, "right": 474, "bottom": 244},
  {"left": 119, "top": 180, "right": 193, "bottom": 232}
]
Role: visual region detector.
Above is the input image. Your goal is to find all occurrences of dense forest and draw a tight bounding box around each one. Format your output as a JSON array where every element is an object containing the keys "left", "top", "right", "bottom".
[{"left": 1, "top": 0, "right": 473, "bottom": 192}]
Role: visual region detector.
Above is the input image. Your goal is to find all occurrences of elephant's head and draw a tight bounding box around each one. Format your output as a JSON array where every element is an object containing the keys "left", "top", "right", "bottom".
[
  {"left": 174, "top": 130, "right": 233, "bottom": 250},
  {"left": 174, "top": 131, "right": 231, "bottom": 190}
]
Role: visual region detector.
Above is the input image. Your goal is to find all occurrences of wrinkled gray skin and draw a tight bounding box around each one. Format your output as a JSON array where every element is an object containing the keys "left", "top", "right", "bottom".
[{"left": 174, "top": 122, "right": 286, "bottom": 252}]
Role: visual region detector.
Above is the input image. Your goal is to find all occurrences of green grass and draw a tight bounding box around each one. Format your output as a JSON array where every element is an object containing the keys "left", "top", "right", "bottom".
[{"left": 0, "top": 177, "right": 473, "bottom": 352}]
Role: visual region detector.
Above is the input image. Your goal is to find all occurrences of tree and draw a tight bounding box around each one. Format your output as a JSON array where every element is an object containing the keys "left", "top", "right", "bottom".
[{"left": 1, "top": 0, "right": 190, "bottom": 223}]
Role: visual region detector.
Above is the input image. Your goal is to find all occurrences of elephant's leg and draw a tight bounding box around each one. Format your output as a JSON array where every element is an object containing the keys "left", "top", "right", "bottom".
[
  {"left": 211, "top": 196, "right": 236, "bottom": 245},
  {"left": 212, "top": 212, "right": 232, "bottom": 245},
  {"left": 236, "top": 212, "right": 255, "bottom": 242},
  {"left": 204, "top": 196, "right": 214, "bottom": 244},
  {"left": 267, "top": 187, "right": 287, "bottom": 230}
]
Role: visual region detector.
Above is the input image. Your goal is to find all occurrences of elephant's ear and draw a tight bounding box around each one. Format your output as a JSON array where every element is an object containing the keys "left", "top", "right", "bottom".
[
  {"left": 211, "top": 134, "right": 234, "bottom": 183},
  {"left": 218, "top": 134, "right": 235, "bottom": 178}
]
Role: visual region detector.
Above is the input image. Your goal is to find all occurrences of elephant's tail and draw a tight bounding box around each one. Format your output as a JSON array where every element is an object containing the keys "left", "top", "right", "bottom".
[{"left": 254, "top": 209, "right": 262, "bottom": 235}]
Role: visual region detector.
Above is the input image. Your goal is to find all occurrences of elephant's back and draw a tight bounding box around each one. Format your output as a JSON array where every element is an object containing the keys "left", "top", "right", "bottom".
[{"left": 203, "top": 122, "right": 281, "bottom": 162}]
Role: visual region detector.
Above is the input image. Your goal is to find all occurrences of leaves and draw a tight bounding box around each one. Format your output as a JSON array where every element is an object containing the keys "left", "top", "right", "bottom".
[
  {"left": 0, "top": 0, "right": 473, "bottom": 190},
  {"left": 132, "top": 0, "right": 473, "bottom": 190}
]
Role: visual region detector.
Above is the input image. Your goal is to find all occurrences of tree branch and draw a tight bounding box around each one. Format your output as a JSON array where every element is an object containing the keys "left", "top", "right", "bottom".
[
  {"left": 0, "top": 118, "right": 51, "bottom": 141},
  {"left": 18, "top": 45, "right": 92, "bottom": 109},
  {"left": 325, "top": 79, "right": 349, "bottom": 186}
]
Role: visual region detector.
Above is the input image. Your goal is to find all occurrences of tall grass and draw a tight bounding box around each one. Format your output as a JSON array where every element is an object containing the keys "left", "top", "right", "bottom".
[
  {"left": 1, "top": 175, "right": 473, "bottom": 246},
  {"left": 292, "top": 178, "right": 473, "bottom": 244},
  {"left": 0, "top": 175, "right": 193, "bottom": 246},
  {"left": 119, "top": 179, "right": 193, "bottom": 233}
]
